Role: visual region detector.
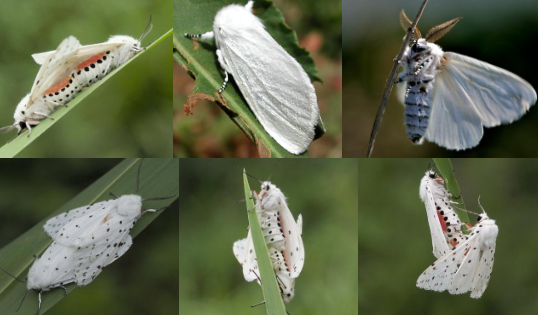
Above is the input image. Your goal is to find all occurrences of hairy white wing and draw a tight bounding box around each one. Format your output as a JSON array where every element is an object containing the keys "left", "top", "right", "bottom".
[
  {"left": 278, "top": 204, "right": 304, "bottom": 278},
  {"left": 217, "top": 27, "right": 319, "bottom": 155},
  {"left": 421, "top": 178, "right": 451, "bottom": 259},
  {"left": 27, "top": 242, "right": 77, "bottom": 290},
  {"left": 233, "top": 233, "right": 258, "bottom": 282},
  {"left": 470, "top": 241, "right": 496, "bottom": 298},
  {"left": 44, "top": 203, "right": 105, "bottom": 238},
  {"left": 416, "top": 233, "right": 472, "bottom": 292},
  {"left": 32, "top": 42, "right": 124, "bottom": 65},
  {"left": 27, "top": 36, "right": 81, "bottom": 106},
  {"left": 73, "top": 233, "right": 133, "bottom": 286},
  {"left": 426, "top": 52, "right": 537, "bottom": 150},
  {"left": 46, "top": 199, "right": 137, "bottom": 248}
]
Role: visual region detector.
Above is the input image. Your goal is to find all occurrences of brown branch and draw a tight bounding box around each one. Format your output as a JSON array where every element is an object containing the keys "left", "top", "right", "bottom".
[{"left": 365, "top": 0, "right": 430, "bottom": 158}]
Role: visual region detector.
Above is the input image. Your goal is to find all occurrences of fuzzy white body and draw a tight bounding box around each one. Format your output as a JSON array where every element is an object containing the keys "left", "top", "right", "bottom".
[
  {"left": 43, "top": 195, "right": 142, "bottom": 285},
  {"left": 417, "top": 213, "right": 498, "bottom": 298},
  {"left": 2, "top": 35, "right": 143, "bottom": 136},
  {"left": 201, "top": 1, "right": 320, "bottom": 155},
  {"left": 399, "top": 39, "right": 444, "bottom": 144},
  {"left": 398, "top": 39, "right": 536, "bottom": 150},
  {"left": 419, "top": 170, "right": 467, "bottom": 258},
  {"left": 233, "top": 180, "right": 304, "bottom": 303}
]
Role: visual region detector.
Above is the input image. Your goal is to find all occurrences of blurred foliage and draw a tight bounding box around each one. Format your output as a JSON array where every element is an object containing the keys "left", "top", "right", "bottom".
[
  {"left": 0, "top": 159, "right": 179, "bottom": 315},
  {"left": 178, "top": 159, "right": 358, "bottom": 314},
  {"left": 173, "top": 0, "right": 342, "bottom": 158},
  {"left": 0, "top": 0, "right": 171, "bottom": 157},
  {"left": 343, "top": 0, "right": 538, "bottom": 157},
  {"left": 358, "top": 159, "right": 538, "bottom": 314}
]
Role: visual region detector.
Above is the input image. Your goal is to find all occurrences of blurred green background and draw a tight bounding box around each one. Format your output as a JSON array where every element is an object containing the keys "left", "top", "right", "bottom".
[
  {"left": 0, "top": 159, "right": 179, "bottom": 315},
  {"left": 0, "top": 0, "right": 171, "bottom": 157},
  {"left": 173, "top": 0, "right": 342, "bottom": 157},
  {"left": 343, "top": 0, "right": 538, "bottom": 157},
  {"left": 178, "top": 159, "right": 358, "bottom": 314},
  {"left": 359, "top": 159, "right": 538, "bottom": 314}
]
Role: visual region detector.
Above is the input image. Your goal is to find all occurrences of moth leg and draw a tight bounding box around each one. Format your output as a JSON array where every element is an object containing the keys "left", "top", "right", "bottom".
[
  {"left": 33, "top": 112, "right": 54, "bottom": 120},
  {"left": 44, "top": 99, "right": 66, "bottom": 108},
  {"left": 109, "top": 192, "right": 119, "bottom": 199},
  {"left": 184, "top": 31, "right": 214, "bottom": 41},
  {"left": 216, "top": 49, "right": 232, "bottom": 93},
  {"left": 60, "top": 285, "right": 68, "bottom": 296}
]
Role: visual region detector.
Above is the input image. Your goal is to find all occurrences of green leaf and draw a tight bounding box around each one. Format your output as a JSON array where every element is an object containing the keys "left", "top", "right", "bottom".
[
  {"left": 0, "top": 158, "right": 179, "bottom": 314},
  {"left": 0, "top": 29, "right": 172, "bottom": 158},
  {"left": 243, "top": 170, "right": 287, "bottom": 315},
  {"left": 432, "top": 158, "right": 470, "bottom": 223},
  {"left": 173, "top": 0, "right": 323, "bottom": 158}
]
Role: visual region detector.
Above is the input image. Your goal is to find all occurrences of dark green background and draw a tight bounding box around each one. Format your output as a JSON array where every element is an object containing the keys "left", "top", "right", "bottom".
[
  {"left": 178, "top": 159, "right": 358, "bottom": 314},
  {"left": 358, "top": 159, "right": 538, "bottom": 314},
  {"left": 0, "top": 0, "right": 171, "bottom": 157},
  {"left": 0, "top": 159, "right": 179, "bottom": 315}
]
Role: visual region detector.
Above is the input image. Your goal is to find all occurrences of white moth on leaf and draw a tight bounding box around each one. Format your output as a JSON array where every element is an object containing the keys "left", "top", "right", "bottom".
[
  {"left": 233, "top": 174, "right": 304, "bottom": 304},
  {"left": 0, "top": 19, "right": 153, "bottom": 141},
  {"left": 397, "top": 11, "right": 537, "bottom": 150},
  {"left": 419, "top": 168, "right": 469, "bottom": 258},
  {"left": 417, "top": 199, "right": 498, "bottom": 298},
  {"left": 0, "top": 160, "right": 176, "bottom": 315},
  {"left": 184, "top": 1, "right": 322, "bottom": 155}
]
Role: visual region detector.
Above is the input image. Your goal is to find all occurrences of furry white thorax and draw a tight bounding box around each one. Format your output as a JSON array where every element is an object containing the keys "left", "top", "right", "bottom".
[
  {"left": 115, "top": 194, "right": 143, "bottom": 217},
  {"left": 106, "top": 35, "right": 142, "bottom": 67}
]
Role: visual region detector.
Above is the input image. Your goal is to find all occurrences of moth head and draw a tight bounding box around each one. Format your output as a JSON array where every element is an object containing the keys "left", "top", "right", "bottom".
[
  {"left": 116, "top": 195, "right": 143, "bottom": 216},
  {"left": 259, "top": 181, "right": 275, "bottom": 199},
  {"left": 411, "top": 39, "right": 430, "bottom": 54}
]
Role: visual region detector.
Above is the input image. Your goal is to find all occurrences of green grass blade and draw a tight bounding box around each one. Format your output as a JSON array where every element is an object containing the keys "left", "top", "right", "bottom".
[
  {"left": 174, "top": 0, "right": 323, "bottom": 158},
  {"left": 243, "top": 170, "right": 287, "bottom": 315},
  {"left": 432, "top": 158, "right": 470, "bottom": 223},
  {"left": 0, "top": 158, "right": 179, "bottom": 314},
  {"left": 0, "top": 29, "right": 172, "bottom": 158}
]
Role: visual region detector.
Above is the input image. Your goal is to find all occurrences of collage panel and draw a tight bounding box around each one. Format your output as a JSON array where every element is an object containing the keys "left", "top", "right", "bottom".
[
  {"left": 0, "top": 159, "right": 179, "bottom": 315},
  {"left": 178, "top": 159, "right": 358, "bottom": 314},
  {"left": 344, "top": 0, "right": 538, "bottom": 157},
  {"left": 358, "top": 158, "right": 538, "bottom": 314},
  {"left": 0, "top": 0, "right": 171, "bottom": 158},
  {"left": 173, "top": 0, "right": 342, "bottom": 158}
]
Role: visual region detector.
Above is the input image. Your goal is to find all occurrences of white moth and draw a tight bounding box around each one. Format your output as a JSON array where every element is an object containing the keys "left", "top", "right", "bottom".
[
  {"left": 43, "top": 160, "right": 174, "bottom": 286},
  {"left": 417, "top": 201, "right": 498, "bottom": 298},
  {"left": 397, "top": 11, "right": 537, "bottom": 150},
  {"left": 233, "top": 178, "right": 304, "bottom": 303},
  {"left": 419, "top": 168, "right": 468, "bottom": 258},
  {"left": 0, "top": 19, "right": 152, "bottom": 140},
  {"left": 184, "top": 1, "right": 322, "bottom": 155}
]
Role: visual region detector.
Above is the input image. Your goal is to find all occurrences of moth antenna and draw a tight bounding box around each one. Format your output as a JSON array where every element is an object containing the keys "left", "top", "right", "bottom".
[
  {"left": 244, "top": 171, "right": 263, "bottom": 184},
  {"left": 477, "top": 195, "right": 486, "bottom": 213},
  {"left": 138, "top": 15, "right": 153, "bottom": 43},
  {"left": 135, "top": 159, "right": 144, "bottom": 194},
  {"left": 251, "top": 301, "right": 266, "bottom": 308},
  {"left": 267, "top": 161, "right": 280, "bottom": 182},
  {"left": 15, "top": 289, "right": 32, "bottom": 312},
  {"left": 0, "top": 266, "right": 26, "bottom": 284},
  {"left": 142, "top": 195, "right": 177, "bottom": 202},
  {"left": 456, "top": 207, "right": 481, "bottom": 217}
]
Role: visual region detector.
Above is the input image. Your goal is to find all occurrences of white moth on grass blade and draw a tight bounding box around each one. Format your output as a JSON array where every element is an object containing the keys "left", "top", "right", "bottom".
[
  {"left": 43, "top": 160, "right": 176, "bottom": 286},
  {"left": 184, "top": 1, "right": 322, "bottom": 155},
  {"left": 0, "top": 18, "right": 153, "bottom": 141},
  {"left": 0, "top": 160, "right": 176, "bottom": 315},
  {"left": 397, "top": 11, "right": 537, "bottom": 150},
  {"left": 419, "top": 168, "right": 469, "bottom": 258},
  {"left": 233, "top": 171, "right": 304, "bottom": 304},
  {"left": 417, "top": 198, "right": 498, "bottom": 298}
]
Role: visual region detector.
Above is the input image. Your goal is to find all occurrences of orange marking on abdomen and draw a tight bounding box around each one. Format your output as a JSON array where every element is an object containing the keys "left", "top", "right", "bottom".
[
  {"left": 77, "top": 52, "right": 107, "bottom": 70},
  {"left": 437, "top": 210, "right": 447, "bottom": 231},
  {"left": 44, "top": 76, "right": 71, "bottom": 95}
]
